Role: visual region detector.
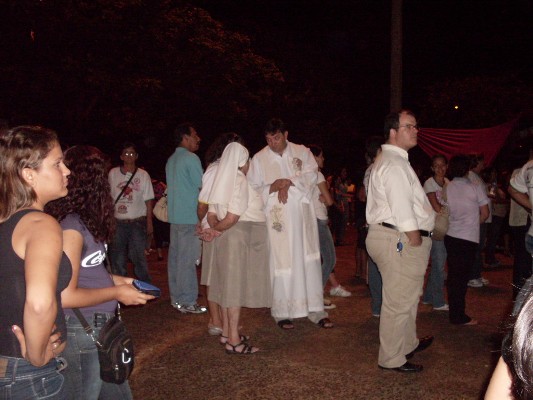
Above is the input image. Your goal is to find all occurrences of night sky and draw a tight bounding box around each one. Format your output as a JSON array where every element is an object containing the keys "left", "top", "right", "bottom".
[
  {"left": 1, "top": 1, "right": 532, "bottom": 176},
  {"left": 185, "top": 0, "right": 533, "bottom": 175},
  {"left": 192, "top": 0, "right": 532, "bottom": 128}
]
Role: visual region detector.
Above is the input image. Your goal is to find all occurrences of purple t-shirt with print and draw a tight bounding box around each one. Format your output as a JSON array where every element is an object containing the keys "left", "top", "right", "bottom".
[{"left": 61, "top": 214, "right": 117, "bottom": 320}]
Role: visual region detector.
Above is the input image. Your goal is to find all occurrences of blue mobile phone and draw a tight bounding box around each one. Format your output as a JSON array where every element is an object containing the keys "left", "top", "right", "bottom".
[{"left": 132, "top": 280, "right": 161, "bottom": 297}]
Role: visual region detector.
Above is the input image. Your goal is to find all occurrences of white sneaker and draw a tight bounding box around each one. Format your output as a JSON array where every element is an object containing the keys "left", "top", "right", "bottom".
[
  {"left": 433, "top": 304, "right": 449, "bottom": 311},
  {"left": 481, "top": 277, "right": 490, "bottom": 286},
  {"left": 329, "top": 285, "right": 352, "bottom": 297},
  {"left": 467, "top": 279, "right": 483, "bottom": 288}
]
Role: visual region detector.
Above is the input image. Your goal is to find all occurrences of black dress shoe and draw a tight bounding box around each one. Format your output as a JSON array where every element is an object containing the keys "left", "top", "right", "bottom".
[
  {"left": 379, "top": 362, "right": 423, "bottom": 373},
  {"left": 405, "top": 335, "right": 434, "bottom": 359}
]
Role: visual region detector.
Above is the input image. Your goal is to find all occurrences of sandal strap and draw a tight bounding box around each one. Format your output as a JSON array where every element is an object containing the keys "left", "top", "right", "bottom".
[{"left": 226, "top": 341, "right": 255, "bottom": 354}]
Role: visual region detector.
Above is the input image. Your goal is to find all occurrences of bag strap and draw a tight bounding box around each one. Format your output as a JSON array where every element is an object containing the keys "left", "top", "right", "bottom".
[
  {"left": 72, "top": 305, "right": 122, "bottom": 346},
  {"left": 114, "top": 168, "right": 138, "bottom": 205},
  {"left": 72, "top": 308, "right": 98, "bottom": 343}
]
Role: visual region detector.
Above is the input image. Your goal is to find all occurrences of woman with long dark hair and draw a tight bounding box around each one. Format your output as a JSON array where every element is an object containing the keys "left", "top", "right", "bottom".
[
  {"left": 0, "top": 126, "right": 72, "bottom": 399},
  {"left": 46, "top": 145, "right": 153, "bottom": 399}
]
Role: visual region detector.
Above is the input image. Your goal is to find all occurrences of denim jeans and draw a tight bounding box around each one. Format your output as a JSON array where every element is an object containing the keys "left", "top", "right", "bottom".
[
  {"left": 168, "top": 224, "right": 201, "bottom": 306},
  {"left": 109, "top": 218, "right": 152, "bottom": 283},
  {"left": 62, "top": 314, "right": 132, "bottom": 400},
  {"left": 422, "top": 239, "right": 447, "bottom": 307},
  {"left": 470, "top": 222, "right": 488, "bottom": 280},
  {"left": 0, "top": 356, "right": 66, "bottom": 399},
  {"left": 367, "top": 256, "right": 382, "bottom": 315},
  {"left": 317, "top": 219, "right": 336, "bottom": 287}
]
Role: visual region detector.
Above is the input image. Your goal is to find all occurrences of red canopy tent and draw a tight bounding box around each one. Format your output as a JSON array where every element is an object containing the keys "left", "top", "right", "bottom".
[{"left": 417, "top": 117, "right": 519, "bottom": 166}]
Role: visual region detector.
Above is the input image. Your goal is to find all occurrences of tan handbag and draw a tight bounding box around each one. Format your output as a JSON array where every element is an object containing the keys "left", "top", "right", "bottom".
[{"left": 153, "top": 190, "right": 168, "bottom": 222}]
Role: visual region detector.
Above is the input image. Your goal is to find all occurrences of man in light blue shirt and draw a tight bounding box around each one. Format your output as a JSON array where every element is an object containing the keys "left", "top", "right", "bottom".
[{"left": 166, "top": 123, "right": 206, "bottom": 313}]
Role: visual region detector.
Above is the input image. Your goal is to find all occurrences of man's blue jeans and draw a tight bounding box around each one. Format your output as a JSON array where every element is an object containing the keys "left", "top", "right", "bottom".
[
  {"left": 368, "top": 256, "right": 382, "bottom": 316},
  {"left": 422, "top": 239, "right": 447, "bottom": 308},
  {"left": 62, "top": 314, "right": 132, "bottom": 400},
  {"left": 0, "top": 356, "right": 65, "bottom": 399},
  {"left": 109, "top": 218, "right": 152, "bottom": 283},
  {"left": 168, "top": 224, "right": 201, "bottom": 306},
  {"left": 317, "top": 219, "right": 336, "bottom": 287}
]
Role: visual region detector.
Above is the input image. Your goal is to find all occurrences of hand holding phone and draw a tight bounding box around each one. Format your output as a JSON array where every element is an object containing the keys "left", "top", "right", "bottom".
[{"left": 132, "top": 280, "right": 161, "bottom": 297}]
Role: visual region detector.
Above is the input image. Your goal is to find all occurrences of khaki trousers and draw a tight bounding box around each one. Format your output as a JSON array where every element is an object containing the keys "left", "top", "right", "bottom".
[{"left": 366, "top": 224, "right": 431, "bottom": 368}]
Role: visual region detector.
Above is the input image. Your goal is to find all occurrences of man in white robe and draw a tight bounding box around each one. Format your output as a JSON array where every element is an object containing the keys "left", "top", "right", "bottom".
[{"left": 247, "top": 118, "right": 332, "bottom": 329}]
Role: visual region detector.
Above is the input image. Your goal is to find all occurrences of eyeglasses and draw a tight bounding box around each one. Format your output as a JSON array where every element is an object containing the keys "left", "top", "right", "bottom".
[
  {"left": 398, "top": 124, "right": 419, "bottom": 130},
  {"left": 123, "top": 152, "right": 136, "bottom": 157}
]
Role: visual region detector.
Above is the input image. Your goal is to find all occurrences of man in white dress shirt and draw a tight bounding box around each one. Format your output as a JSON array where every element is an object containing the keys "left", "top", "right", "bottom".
[{"left": 366, "top": 110, "right": 435, "bottom": 373}]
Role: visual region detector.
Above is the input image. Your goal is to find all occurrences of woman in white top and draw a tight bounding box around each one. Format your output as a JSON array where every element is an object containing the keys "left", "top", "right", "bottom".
[
  {"left": 308, "top": 145, "right": 351, "bottom": 302},
  {"left": 207, "top": 142, "right": 271, "bottom": 354},
  {"left": 422, "top": 154, "right": 450, "bottom": 311}
]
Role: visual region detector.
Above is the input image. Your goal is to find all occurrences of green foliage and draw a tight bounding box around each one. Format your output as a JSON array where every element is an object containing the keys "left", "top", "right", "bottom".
[{"left": 0, "top": 0, "right": 284, "bottom": 145}]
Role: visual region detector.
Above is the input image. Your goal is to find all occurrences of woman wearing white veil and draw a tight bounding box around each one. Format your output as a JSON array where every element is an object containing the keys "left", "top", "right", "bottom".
[{"left": 207, "top": 142, "right": 271, "bottom": 354}]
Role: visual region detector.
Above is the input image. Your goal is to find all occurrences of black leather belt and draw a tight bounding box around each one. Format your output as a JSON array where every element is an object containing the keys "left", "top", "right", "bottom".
[{"left": 379, "top": 222, "right": 432, "bottom": 238}]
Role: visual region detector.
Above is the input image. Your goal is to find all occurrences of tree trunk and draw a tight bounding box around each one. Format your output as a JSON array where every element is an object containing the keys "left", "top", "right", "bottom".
[{"left": 390, "top": 0, "right": 403, "bottom": 112}]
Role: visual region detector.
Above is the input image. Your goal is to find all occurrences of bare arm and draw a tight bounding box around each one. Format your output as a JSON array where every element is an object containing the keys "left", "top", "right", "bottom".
[
  {"left": 145, "top": 199, "right": 154, "bottom": 236},
  {"left": 317, "top": 181, "right": 334, "bottom": 207},
  {"left": 427, "top": 192, "right": 442, "bottom": 213},
  {"left": 197, "top": 202, "right": 209, "bottom": 222},
  {"left": 480, "top": 204, "right": 490, "bottom": 223},
  {"left": 508, "top": 185, "right": 532, "bottom": 212},
  {"left": 60, "top": 230, "right": 153, "bottom": 308},
  {"left": 19, "top": 214, "right": 65, "bottom": 366},
  {"left": 269, "top": 179, "right": 293, "bottom": 204},
  {"left": 485, "top": 357, "right": 513, "bottom": 400},
  {"left": 209, "top": 211, "right": 240, "bottom": 232}
]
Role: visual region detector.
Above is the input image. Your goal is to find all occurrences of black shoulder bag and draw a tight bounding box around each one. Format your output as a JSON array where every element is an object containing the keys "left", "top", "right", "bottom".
[{"left": 73, "top": 306, "right": 135, "bottom": 384}]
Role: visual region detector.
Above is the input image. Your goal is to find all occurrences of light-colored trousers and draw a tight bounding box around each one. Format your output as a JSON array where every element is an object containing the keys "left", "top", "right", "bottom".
[{"left": 366, "top": 224, "right": 431, "bottom": 368}]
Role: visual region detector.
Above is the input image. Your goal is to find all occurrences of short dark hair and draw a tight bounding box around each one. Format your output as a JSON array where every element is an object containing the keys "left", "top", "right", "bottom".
[
  {"left": 173, "top": 122, "right": 195, "bottom": 145},
  {"left": 383, "top": 109, "right": 416, "bottom": 140},
  {"left": 264, "top": 118, "right": 286, "bottom": 135},
  {"left": 307, "top": 144, "right": 322, "bottom": 157},
  {"left": 431, "top": 154, "right": 448, "bottom": 165},
  {"left": 365, "top": 136, "right": 384, "bottom": 161},
  {"left": 448, "top": 154, "right": 470, "bottom": 179},
  {"left": 469, "top": 153, "right": 485, "bottom": 170},
  {"left": 120, "top": 141, "right": 137, "bottom": 153}
]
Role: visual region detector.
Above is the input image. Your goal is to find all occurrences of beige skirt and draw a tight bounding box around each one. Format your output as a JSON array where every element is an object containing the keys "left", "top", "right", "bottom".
[{"left": 208, "top": 221, "right": 271, "bottom": 308}]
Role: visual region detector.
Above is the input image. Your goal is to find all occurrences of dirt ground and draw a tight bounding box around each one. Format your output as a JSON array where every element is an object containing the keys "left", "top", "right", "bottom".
[{"left": 123, "top": 226, "right": 515, "bottom": 400}]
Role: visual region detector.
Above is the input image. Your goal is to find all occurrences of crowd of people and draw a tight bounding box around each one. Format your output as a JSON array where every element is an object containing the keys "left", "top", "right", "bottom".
[{"left": 2, "top": 110, "right": 533, "bottom": 398}]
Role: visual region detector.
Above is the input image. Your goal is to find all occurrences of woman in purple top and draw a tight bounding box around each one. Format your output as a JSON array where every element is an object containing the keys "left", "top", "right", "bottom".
[
  {"left": 444, "top": 154, "right": 489, "bottom": 325},
  {"left": 46, "top": 146, "right": 154, "bottom": 399}
]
